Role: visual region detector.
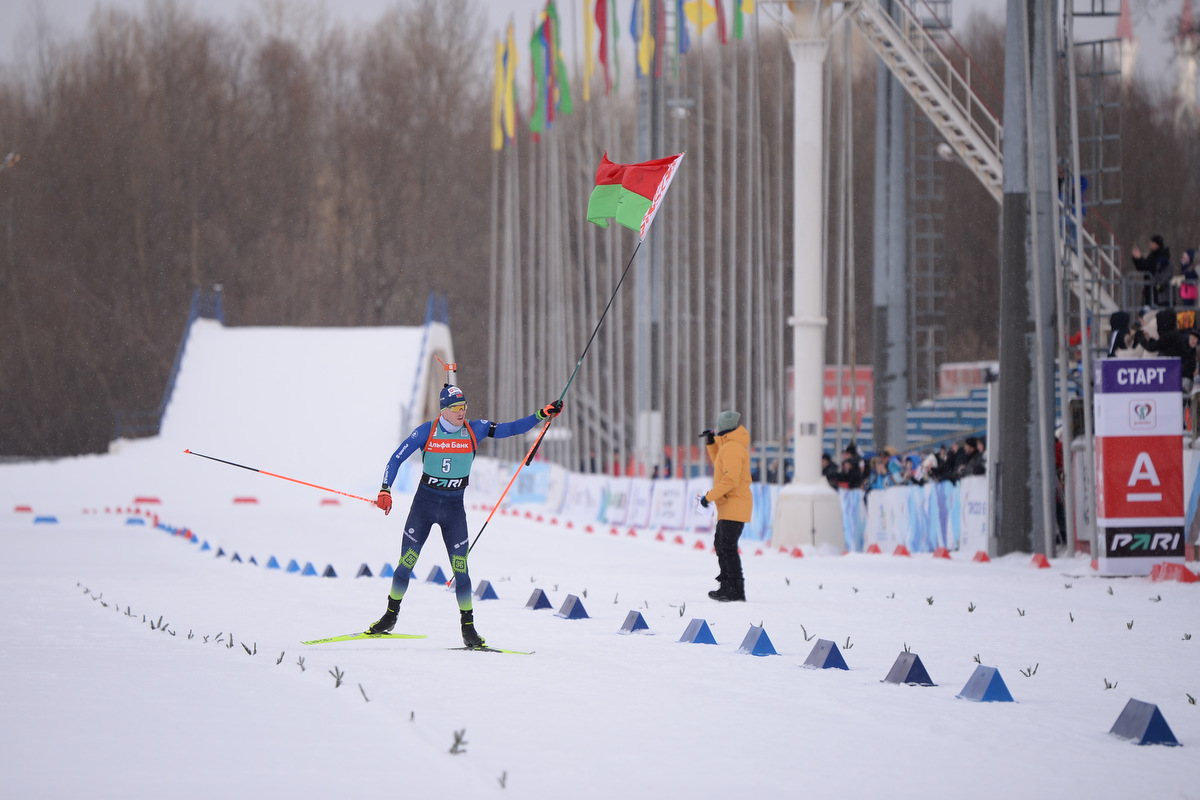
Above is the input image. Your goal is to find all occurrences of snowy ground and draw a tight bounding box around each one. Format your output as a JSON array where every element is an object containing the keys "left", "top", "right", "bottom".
[{"left": 2, "top": 321, "right": 1196, "bottom": 798}]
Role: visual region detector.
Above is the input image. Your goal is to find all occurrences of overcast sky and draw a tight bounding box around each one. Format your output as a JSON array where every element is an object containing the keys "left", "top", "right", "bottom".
[{"left": 0, "top": 0, "right": 1184, "bottom": 94}]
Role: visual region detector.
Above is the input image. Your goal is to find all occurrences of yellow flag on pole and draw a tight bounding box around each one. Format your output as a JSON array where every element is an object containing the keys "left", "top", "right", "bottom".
[
  {"left": 683, "top": 0, "right": 717, "bottom": 32},
  {"left": 583, "top": 0, "right": 594, "bottom": 102},
  {"left": 491, "top": 36, "right": 504, "bottom": 151}
]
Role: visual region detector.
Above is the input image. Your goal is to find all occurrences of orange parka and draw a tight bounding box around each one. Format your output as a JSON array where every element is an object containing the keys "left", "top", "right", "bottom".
[{"left": 703, "top": 425, "right": 753, "bottom": 523}]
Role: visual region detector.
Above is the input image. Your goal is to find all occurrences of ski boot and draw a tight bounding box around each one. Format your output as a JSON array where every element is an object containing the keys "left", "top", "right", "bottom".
[
  {"left": 367, "top": 597, "right": 401, "bottom": 634},
  {"left": 460, "top": 609, "right": 486, "bottom": 649}
]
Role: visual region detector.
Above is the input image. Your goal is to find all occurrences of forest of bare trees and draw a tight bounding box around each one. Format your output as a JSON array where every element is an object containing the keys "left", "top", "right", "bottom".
[{"left": 1, "top": 0, "right": 1196, "bottom": 457}]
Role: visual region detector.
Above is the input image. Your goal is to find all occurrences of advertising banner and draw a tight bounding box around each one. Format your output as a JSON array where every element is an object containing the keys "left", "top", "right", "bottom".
[{"left": 1093, "top": 358, "right": 1185, "bottom": 575}]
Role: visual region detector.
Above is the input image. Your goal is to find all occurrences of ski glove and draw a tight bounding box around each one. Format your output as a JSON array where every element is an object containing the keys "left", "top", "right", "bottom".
[
  {"left": 537, "top": 399, "right": 564, "bottom": 420},
  {"left": 698, "top": 494, "right": 710, "bottom": 509},
  {"left": 698, "top": 429, "right": 716, "bottom": 446},
  {"left": 376, "top": 486, "right": 392, "bottom": 515}
]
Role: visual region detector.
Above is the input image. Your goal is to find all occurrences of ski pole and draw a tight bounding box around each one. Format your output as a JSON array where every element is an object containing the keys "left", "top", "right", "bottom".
[{"left": 183, "top": 449, "right": 377, "bottom": 506}]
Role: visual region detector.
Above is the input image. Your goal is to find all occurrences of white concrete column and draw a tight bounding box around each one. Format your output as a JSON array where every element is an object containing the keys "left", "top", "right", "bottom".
[{"left": 772, "top": 35, "right": 845, "bottom": 553}]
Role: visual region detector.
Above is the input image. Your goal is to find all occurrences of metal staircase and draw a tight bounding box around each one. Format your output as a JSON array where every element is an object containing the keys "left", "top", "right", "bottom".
[{"left": 849, "top": 0, "right": 1121, "bottom": 314}]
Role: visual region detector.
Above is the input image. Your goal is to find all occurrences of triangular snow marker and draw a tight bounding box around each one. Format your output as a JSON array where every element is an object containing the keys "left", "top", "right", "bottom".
[
  {"left": 555, "top": 594, "right": 590, "bottom": 619},
  {"left": 893, "top": 544, "right": 911, "bottom": 557},
  {"left": 286, "top": 558, "right": 300, "bottom": 573},
  {"left": 322, "top": 564, "right": 337, "bottom": 578},
  {"left": 525, "top": 588, "right": 553, "bottom": 610},
  {"left": 231, "top": 552, "right": 242, "bottom": 563},
  {"left": 619, "top": 610, "right": 651, "bottom": 634},
  {"left": 972, "top": 551, "right": 991, "bottom": 563},
  {"left": 301, "top": 562, "right": 318, "bottom": 576},
  {"left": 1109, "top": 699, "right": 1181, "bottom": 746},
  {"left": 474, "top": 580, "right": 499, "bottom": 600},
  {"left": 249, "top": 556, "right": 258, "bottom": 565},
  {"left": 125, "top": 517, "right": 145, "bottom": 526},
  {"left": 266, "top": 556, "right": 281, "bottom": 569},
  {"left": 215, "top": 547, "right": 226, "bottom": 558},
  {"left": 956, "top": 665, "right": 1015, "bottom": 702},
  {"left": 882, "top": 652, "right": 936, "bottom": 686},
  {"left": 426, "top": 565, "right": 447, "bottom": 584},
  {"left": 933, "top": 547, "right": 951, "bottom": 559},
  {"left": 1031, "top": 553, "right": 1051, "bottom": 568},
  {"left": 200, "top": 541, "right": 212, "bottom": 552},
  {"left": 737, "top": 625, "right": 778, "bottom": 656},
  {"left": 803, "top": 638, "right": 850, "bottom": 670},
  {"left": 678, "top": 618, "right": 717, "bottom": 645},
  {"left": 356, "top": 563, "right": 374, "bottom": 578},
  {"left": 866, "top": 544, "right": 882, "bottom": 553},
  {"left": 381, "top": 563, "right": 395, "bottom": 578}
]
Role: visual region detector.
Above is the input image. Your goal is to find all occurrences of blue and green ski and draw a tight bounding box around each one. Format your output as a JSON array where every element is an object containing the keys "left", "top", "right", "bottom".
[{"left": 302, "top": 632, "right": 426, "bottom": 645}]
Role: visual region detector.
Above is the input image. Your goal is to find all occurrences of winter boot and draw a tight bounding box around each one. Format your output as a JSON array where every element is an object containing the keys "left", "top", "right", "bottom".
[
  {"left": 366, "top": 597, "right": 401, "bottom": 634},
  {"left": 708, "top": 577, "right": 746, "bottom": 602},
  {"left": 460, "top": 609, "right": 486, "bottom": 649}
]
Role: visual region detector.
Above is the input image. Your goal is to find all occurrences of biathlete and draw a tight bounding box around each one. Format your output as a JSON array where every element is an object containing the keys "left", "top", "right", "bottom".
[{"left": 368, "top": 384, "right": 563, "bottom": 648}]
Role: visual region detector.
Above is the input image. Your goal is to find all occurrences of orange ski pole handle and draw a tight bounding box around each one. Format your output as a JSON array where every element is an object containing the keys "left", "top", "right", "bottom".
[{"left": 184, "top": 449, "right": 377, "bottom": 506}]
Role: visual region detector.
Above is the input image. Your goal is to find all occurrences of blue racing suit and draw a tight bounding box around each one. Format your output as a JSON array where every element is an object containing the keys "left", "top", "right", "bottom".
[{"left": 381, "top": 413, "right": 540, "bottom": 611}]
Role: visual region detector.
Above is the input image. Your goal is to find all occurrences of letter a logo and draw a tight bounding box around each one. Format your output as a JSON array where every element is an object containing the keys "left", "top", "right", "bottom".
[{"left": 1127, "top": 452, "right": 1161, "bottom": 487}]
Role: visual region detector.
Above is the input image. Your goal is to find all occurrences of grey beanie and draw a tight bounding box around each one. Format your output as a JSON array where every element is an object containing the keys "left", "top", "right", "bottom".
[{"left": 716, "top": 410, "right": 741, "bottom": 433}]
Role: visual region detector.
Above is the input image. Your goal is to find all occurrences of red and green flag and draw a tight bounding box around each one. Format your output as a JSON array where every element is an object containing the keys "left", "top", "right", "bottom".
[{"left": 586, "top": 151, "right": 685, "bottom": 240}]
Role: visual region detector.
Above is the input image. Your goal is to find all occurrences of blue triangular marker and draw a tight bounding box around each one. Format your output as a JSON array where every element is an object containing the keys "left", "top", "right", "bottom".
[
  {"left": 356, "top": 563, "right": 373, "bottom": 578},
  {"left": 266, "top": 556, "right": 280, "bottom": 569},
  {"left": 882, "top": 652, "right": 936, "bottom": 686},
  {"left": 555, "top": 594, "right": 590, "bottom": 619},
  {"left": 525, "top": 588, "right": 553, "bottom": 610},
  {"left": 678, "top": 619, "right": 717, "bottom": 645},
  {"left": 803, "top": 639, "right": 850, "bottom": 670},
  {"left": 381, "top": 563, "right": 395, "bottom": 578},
  {"left": 286, "top": 559, "right": 300, "bottom": 573},
  {"left": 1110, "top": 699, "right": 1181, "bottom": 746},
  {"left": 125, "top": 517, "right": 145, "bottom": 526},
  {"left": 473, "top": 580, "right": 499, "bottom": 600},
  {"left": 737, "top": 625, "right": 778, "bottom": 656},
  {"left": 619, "top": 610, "right": 650, "bottom": 634},
  {"left": 301, "top": 562, "right": 318, "bottom": 576},
  {"left": 249, "top": 556, "right": 258, "bottom": 565},
  {"left": 200, "top": 541, "right": 211, "bottom": 552},
  {"left": 231, "top": 552, "right": 243, "bottom": 563},
  {"left": 426, "top": 565, "right": 447, "bottom": 584},
  {"left": 322, "top": 564, "right": 337, "bottom": 578},
  {"left": 956, "top": 665, "right": 1015, "bottom": 702}
]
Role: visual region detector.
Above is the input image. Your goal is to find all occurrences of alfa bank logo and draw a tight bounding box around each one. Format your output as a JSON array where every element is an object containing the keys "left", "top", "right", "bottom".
[{"left": 1128, "top": 400, "right": 1156, "bottom": 429}]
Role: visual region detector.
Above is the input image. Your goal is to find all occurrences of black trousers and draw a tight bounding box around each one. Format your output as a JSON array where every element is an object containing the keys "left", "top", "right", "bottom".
[{"left": 714, "top": 519, "right": 745, "bottom": 586}]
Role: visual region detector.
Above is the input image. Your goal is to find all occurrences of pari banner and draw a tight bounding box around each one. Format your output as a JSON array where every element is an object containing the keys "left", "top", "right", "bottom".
[{"left": 1093, "top": 359, "right": 1187, "bottom": 575}]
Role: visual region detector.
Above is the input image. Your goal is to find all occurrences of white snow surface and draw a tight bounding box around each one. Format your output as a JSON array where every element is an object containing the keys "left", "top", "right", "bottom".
[{"left": 2, "top": 321, "right": 1198, "bottom": 799}]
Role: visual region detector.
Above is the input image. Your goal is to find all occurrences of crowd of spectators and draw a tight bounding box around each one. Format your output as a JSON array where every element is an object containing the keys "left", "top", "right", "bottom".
[
  {"left": 822, "top": 437, "right": 986, "bottom": 494},
  {"left": 1131, "top": 234, "right": 1198, "bottom": 311}
]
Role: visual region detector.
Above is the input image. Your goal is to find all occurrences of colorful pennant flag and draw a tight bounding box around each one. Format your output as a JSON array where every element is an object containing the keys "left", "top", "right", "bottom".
[
  {"left": 503, "top": 23, "right": 518, "bottom": 140},
  {"left": 734, "top": 0, "right": 754, "bottom": 40},
  {"left": 683, "top": 0, "right": 716, "bottom": 33},
  {"left": 586, "top": 151, "right": 685, "bottom": 240},
  {"left": 715, "top": 0, "right": 728, "bottom": 44},
  {"left": 583, "top": 0, "right": 595, "bottom": 102},
  {"left": 630, "top": 0, "right": 655, "bottom": 77},
  {"left": 596, "top": 0, "right": 611, "bottom": 94},
  {"left": 492, "top": 36, "right": 505, "bottom": 151}
]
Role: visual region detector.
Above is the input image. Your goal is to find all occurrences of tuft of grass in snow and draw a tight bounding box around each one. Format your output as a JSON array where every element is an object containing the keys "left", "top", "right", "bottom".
[
  {"left": 329, "top": 666, "right": 344, "bottom": 688},
  {"left": 359, "top": 683, "right": 369, "bottom": 703},
  {"left": 926, "top": 596, "right": 934, "bottom": 606},
  {"left": 449, "top": 729, "right": 468, "bottom": 755},
  {"left": 1149, "top": 595, "right": 1162, "bottom": 603},
  {"left": 1020, "top": 663, "right": 1039, "bottom": 677},
  {"left": 1017, "top": 608, "right": 1026, "bottom": 617},
  {"left": 276, "top": 651, "right": 285, "bottom": 665},
  {"left": 844, "top": 636, "right": 854, "bottom": 650},
  {"left": 1104, "top": 678, "right": 1117, "bottom": 690},
  {"left": 498, "top": 771, "right": 507, "bottom": 789},
  {"left": 800, "top": 624, "right": 814, "bottom": 642},
  {"left": 1126, "top": 620, "right": 1134, "bottom": 630},
  {"left": 968, "top": 602, "right": 976, "bottom": 613},
  {"left": 973, "top": 654, "right": 981, "bottom": 664},
  {"left": 297, "top": 656, "right": 306, "bottom": 672}
]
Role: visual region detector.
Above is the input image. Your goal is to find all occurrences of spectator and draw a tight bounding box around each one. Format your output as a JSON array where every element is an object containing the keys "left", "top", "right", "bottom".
[
  {"left": 1133, "top": 309, "right": 1195, "bottom": 392},
  {"left": 821, "top": 453, "right": 839, "bottom": 488},
  {"left": 954, "top": 437, "right": 986, "bottom": 479},
  {"left": 1107, "top": 310, "right": 1132, "bottom": 357},
  {"left": 1179, "top": 249, "right": 1198, "bottom": 308},
  {"left": 698, "top": 410, "right": 752, "bottom": 603},
  {"left": 1132, "top": 235, "right": 1172, "bottom": 307}
]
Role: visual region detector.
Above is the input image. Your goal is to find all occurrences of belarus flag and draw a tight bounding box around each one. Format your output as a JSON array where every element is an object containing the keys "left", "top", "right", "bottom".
[{"left": 586, "top": 151, "right": 684, "bottom": 240}]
